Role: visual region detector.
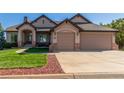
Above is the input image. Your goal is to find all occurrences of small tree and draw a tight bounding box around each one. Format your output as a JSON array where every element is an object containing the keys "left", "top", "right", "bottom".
[{"left": 0, "top": 23, "right": 5, "bottom": 50}]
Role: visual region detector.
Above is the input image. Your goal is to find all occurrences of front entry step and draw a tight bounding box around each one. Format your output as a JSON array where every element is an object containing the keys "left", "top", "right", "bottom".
[{"left": 24, "top": 44, "right": 32, "bottom": 48}]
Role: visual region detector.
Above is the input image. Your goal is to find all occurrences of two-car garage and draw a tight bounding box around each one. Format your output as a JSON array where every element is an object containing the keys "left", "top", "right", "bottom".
[
  {"left": 54, "top": 19, "right": 117, "bottom": 51},
  {"left": 56, "top": 32, "right": 113, "bottom": 51}
]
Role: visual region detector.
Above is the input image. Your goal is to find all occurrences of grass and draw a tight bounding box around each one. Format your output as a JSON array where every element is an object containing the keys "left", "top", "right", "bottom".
[
  {"left": 0, "top": 49, "right": 47, "bottom": 69},
  {"left": 25, "top": 48, "right": 49, "bottom": 53}
]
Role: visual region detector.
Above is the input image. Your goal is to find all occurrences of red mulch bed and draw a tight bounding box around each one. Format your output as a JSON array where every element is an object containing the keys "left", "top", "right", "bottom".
[{"left": 0, "top": 55, "right": 64, "bottom": 75}]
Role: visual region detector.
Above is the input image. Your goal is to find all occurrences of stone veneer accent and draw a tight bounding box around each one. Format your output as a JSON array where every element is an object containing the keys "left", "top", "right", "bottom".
[
  {"left": 49, "top": 43, "right": 57, "bottom": 52},
  {"left": 74, "top": 43, "right": 80, "bottom": 50},
  {"left": 112, "top": 43, "right": 118, "bottom": 50}
]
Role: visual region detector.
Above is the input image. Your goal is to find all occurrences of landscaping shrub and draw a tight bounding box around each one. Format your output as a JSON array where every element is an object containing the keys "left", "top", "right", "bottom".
[
  {"left": 36, "top": 42, "right": 49, "bottom": 47},
  {"left": 11, "top": 43, "right": 18, "bottom": 47},
  {"left": 3, "top": 42, "right": 12, "bottom": 48}
]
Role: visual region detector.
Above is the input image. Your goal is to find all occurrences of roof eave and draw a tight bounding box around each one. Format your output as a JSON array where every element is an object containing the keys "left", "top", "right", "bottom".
[{"left": 80, "top": 30, "right": 118, "bottom": 32}]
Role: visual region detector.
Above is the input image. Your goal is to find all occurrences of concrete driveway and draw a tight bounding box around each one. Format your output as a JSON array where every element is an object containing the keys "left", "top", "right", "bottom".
[{"left": 55, "top": 51, "right": 124, "bottom": 73}]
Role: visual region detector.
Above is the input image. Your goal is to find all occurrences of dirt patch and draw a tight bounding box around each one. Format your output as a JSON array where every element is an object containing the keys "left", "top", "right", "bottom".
[{"left": 0, "top": 55, "right": 64, "bottom": 75}]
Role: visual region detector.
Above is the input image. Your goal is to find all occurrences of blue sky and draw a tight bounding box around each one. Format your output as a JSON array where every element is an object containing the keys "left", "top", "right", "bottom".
[{"left": 1, "top": 13, "right": 124, "bottom": 29}]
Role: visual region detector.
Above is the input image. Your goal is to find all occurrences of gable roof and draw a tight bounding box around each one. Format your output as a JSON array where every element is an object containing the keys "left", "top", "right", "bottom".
[
  {"left": 51, "top": 18, "right": 82, "bottom": 31},
  {"left": 31, "top": 15, "right": 57, "bottom": 25},
  {"left": 70, "top": 13, "right": 92, "bottom": 24},
  {"left": 6, "top": 13, "right": 118, "bottom": 32},
  {"left": 16, "top": 21, "right": 36, "bottom": 30}
]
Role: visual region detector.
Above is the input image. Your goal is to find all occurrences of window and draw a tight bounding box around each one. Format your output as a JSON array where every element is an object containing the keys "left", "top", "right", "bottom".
[
  {"left": 42, "top": 19, "right": 45, "bottom": 24},
  {"left": 40, "top": 34, "right": 47, "bottom": 43},
  {"left": 11, "top": 33, "right": 17, "bottom": 43}
]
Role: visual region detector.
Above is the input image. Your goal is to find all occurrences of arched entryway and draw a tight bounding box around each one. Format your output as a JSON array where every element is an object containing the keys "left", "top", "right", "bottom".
[
  {"left": 22, "top": 30, "right": 32, "bottom": 46},
  {"left": 17, "top": 23, "right": 36, "bottom": 47}
]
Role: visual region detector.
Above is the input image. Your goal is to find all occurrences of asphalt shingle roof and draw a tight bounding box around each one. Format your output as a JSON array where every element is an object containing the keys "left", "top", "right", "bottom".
[
  {"left": 6, "top": 25, "right": 19, "bottom": 31},
  {"left": 6, "top": 14, "right": 118, "bottom": 32},
  {"left": 77, "top": 23, "right": 118, "bottom": 32}
]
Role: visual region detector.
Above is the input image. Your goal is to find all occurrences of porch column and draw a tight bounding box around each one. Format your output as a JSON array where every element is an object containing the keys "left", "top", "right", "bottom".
[
  {"left": 49, "top": 32, "right": 57, "bottom": 52},
  {"left": 18, "top": 30, "right": 22, "bottom": 47},
  {"left": 32, "top": 31, "right": 36, "bottom": 47},
  {"left": 75, "top": 31, "right": 80, "bottom": 50}
]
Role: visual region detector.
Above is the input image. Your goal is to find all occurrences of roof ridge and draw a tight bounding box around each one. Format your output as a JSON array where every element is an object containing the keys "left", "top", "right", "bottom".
[
  {"left": 31, "top": 14, "right": 57, "bottom": 25},
  {"left": 70, "top": 13, "right": 92, "bottom": 23}
]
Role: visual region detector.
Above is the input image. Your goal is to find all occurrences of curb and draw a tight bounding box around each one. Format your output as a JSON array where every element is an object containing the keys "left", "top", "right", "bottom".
[
  {"left": 74, "top": 72, "right": 124, "bottom": 79},
  {"left": 0, "top": 74, "right": 74, "bottom": 79},
  {"left": 1, "top": 72, "right": 124, "bottom": 79}
]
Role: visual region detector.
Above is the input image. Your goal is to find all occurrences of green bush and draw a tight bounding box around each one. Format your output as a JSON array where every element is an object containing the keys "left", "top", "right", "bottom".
[
  {"left": 3, "top": 43, "right": 12, "bottom": 48},
  {"left": 116, "top": 31, "right": 124, "bottom": 48},
  {"left": 11, "top": 43, "right": 17, "bottom": 47}
]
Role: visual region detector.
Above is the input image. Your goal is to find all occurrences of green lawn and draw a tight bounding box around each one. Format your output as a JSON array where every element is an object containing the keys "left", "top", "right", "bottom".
[
  {"left": 0, "top": 49, "right": 47, "bottom": 69},
  {"left": 25, "top": 48, "right": 49, "bottom": 53}
]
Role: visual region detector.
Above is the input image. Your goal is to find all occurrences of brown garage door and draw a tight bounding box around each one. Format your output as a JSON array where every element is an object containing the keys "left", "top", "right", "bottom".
[
  {"left": 57, "top": 32, "right": 75, "bottom": 51},
  {"left": 80, "top": 32, "right": 112, "bottom": 50}
]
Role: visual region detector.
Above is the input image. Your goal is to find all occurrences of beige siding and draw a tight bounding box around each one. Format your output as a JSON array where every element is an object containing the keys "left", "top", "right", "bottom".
[
  {"left": 57, "top": 32, "right": 75, "bottom": 50},
  {"left": 80, "top": 32, "right": 112, "bottom": 50}
]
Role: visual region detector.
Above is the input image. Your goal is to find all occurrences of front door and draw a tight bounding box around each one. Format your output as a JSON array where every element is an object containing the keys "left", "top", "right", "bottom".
[{"left": 25, "top": 32, "right": 32, "bottom": 44}]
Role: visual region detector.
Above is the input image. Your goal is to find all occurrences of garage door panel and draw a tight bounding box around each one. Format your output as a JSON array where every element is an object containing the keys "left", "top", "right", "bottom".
[
  {"left": 57, "top": 32, "right": 74, "bottom": 50},
  {"left": 81, "top": 33, "right": 112, "bottom": 50}
]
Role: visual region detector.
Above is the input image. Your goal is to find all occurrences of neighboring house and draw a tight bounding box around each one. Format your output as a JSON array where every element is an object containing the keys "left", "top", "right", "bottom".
[{"left": 6, "top": 13, "right": 118, "bottom": 51}]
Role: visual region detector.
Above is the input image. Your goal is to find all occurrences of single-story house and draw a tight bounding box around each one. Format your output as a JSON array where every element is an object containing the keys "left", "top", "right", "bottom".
[{"left": 6, "top": 13, "right": 118, "bottom": 51}]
